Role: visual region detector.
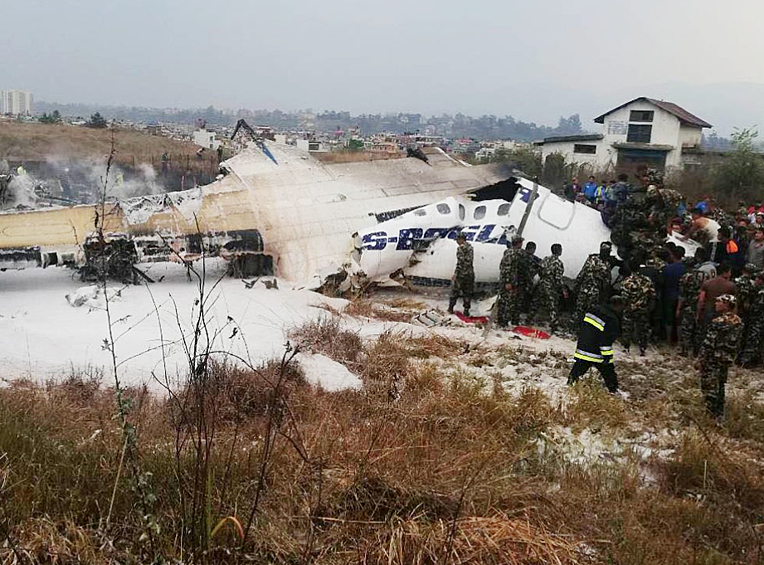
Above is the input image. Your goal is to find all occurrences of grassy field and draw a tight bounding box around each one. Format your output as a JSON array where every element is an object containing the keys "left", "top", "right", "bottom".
[{"left": 0, "top": 306, "right": 763, "bottom": 564}]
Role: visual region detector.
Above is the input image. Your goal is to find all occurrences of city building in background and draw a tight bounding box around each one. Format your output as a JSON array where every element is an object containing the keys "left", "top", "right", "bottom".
[{"left": 1, "top": 90, "right": 33, "bottom": 115}]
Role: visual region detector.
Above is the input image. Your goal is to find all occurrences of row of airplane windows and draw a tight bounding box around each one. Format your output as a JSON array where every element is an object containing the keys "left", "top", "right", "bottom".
[{"left": 413, "top": 202, "right": 511, "bottom": 221}]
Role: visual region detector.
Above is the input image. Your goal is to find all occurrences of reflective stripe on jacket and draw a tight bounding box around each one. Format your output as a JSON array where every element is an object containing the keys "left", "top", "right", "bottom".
[{"left": 574, "top": 307, "right": 619, "bottom": 364}]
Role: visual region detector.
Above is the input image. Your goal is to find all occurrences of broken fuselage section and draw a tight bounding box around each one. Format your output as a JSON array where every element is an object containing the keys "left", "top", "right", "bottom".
[{"left": 351, "top": 177, "right": 613, "bottom": 286}]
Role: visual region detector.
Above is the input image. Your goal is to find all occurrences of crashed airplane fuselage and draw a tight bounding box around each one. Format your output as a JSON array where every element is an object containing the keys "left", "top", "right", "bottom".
[
  {"left": 0, "top": 143, "right": 516, "bottom": 280},
  {"left": 0, "top": 141, "right": 699, "bottom": 286},
  {"left": 351, "top": 177, "right": 612, "bottom": 284}
]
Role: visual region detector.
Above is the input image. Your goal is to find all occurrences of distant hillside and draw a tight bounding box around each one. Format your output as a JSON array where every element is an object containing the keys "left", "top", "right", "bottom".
[{"left": 35, "top": 102, "right": 585, "bottom": 141}]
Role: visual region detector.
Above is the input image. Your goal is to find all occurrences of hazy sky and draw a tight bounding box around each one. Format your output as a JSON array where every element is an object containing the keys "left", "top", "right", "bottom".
[{"left": 3, "top": 0, "right": 764, "bottom": 132}]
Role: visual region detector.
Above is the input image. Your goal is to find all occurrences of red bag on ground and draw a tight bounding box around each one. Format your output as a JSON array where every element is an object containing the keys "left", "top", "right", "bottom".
[{"left": 511, "top": 326, "right": 551, "bottom": 339}]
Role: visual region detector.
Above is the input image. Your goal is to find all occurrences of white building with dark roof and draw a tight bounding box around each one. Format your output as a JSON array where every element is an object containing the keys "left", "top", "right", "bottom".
[{"left": 536, "top": 97, "right": 712, "bottom": 172}]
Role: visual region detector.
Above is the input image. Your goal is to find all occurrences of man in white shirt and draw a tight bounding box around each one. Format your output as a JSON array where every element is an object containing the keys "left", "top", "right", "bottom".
[{"left": 688, "top": 208, "right": 720, "bottom": 244}]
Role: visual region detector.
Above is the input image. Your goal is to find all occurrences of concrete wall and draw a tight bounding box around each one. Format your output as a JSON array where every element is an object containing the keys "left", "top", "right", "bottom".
[
  {"left": 601, "top": 102, "right": 681, "bottom": 147},
  {"left": 540, "top": 140, "right": 614, "bottom": 170},
  {"left": 678, "top": 125, "right": 702, "bottom": 148},
  {"left": 193, "top": 129, "right": 221, "bottom": 150}
]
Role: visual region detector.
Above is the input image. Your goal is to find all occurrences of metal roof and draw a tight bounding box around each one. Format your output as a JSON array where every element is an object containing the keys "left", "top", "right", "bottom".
[
  {"left": 535, "top": 133, "right": 604, "bottom": 145},
  {"left": 593, "top": 97, "right": 712, "bottom": 128}
]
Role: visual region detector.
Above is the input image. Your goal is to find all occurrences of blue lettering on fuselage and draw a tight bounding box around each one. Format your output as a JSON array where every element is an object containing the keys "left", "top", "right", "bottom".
[
  {"left": 362, "top": 224, "right": 508, "bottom": 251},
  {"left": 361, "top": 231, "right": 387, "bottom": 251},
  {"left": 396, "top": 228, "right": 424, "bottom": 250}
]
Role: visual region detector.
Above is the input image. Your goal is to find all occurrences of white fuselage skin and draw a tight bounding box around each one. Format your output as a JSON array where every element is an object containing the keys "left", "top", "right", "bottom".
[{"left": 352, "top": 177, "right": 699, "bottom": 284}]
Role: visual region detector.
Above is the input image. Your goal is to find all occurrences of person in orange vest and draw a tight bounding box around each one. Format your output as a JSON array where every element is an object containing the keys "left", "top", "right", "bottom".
[{"left": 713, "top": 226, "right": 743, "bottom": 275}]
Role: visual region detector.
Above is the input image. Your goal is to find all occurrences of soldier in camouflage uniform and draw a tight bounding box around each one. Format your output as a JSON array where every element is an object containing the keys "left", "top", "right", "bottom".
[
  {"left": 571, "top": 242, "right": 612, "bottom": 334},
  {"left": 734, "top": 263, "right": 757, "bottom": 356},
  {"left": 738, "top": 271, "right": 764, "bottom": 367},
  {"left": 646, "top": 185, "right": 684, "bottom": 235},
  {"left": 609, "top": 198, "right": 649, "bottom": 261},
  {"left": 526, "top": 243, "right": 564, "bottom": 332},
  {"left": 497, "top": 235, "right": 527, "bottom": 327},
  {"left": 707, "top": 198, "right": 732, "bottom": 229},
  {"left": 522, "top": 241, "right": 541, "bottom": 311},
  {"left": 448, "top": 232, "right": 475, "bottom": 316},
  {"left": 620, "top": 265, "right": 656, "bottom": 355},
  {"left": 677, "top": 254, "right": 708, "bottom": 356},
  {"left": 697, "top": 294, "right": 742, "bottom": 419}
]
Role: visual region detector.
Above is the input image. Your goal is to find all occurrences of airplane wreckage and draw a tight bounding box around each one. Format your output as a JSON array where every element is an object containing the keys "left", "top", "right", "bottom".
[{"left": 0, "top": 129, "right": 690, "bottom": 289}]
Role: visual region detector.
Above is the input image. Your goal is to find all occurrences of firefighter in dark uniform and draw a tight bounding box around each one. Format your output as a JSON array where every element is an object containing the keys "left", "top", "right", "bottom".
[{"left": 567, "top": 295, "right": 622, "bottom": 393}]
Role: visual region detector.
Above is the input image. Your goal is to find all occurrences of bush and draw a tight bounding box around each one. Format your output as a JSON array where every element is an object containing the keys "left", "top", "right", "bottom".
[{"left": 712, "top": 127, "right": 764, "bottom": 203}]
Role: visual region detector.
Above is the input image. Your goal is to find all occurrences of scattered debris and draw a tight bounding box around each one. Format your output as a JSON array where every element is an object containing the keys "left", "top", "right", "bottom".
[
  {"left": 411, "top": 310, "right": 449, "bottom": 327},
  {"left": 65, "top": 285, "right": 99, "bottom": 308}
]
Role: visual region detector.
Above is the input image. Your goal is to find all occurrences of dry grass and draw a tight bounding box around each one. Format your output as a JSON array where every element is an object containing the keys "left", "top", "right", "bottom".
[
  {"left": 344, "top": 298, "right": 414, "bottom": 322},
  {"left": 0, "top": 327, "right": 763, "bottom": 564},
  {"left": 0, "top": 121, "right": 200, "bottom": 166},
  {"left": 289, "top": 316, "right": 365, "bottom": 368}
]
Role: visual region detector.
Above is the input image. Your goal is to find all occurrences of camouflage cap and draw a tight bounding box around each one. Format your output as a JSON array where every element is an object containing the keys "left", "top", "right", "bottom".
[
  {"left": 511, "top": 234, "right": 524, "bottom": 244},
  {"left": 716, "top": 294, "right": 737, "bottom": 307},
  {"left": 455, "top": 231, "right": 467, "bottom": 240}
]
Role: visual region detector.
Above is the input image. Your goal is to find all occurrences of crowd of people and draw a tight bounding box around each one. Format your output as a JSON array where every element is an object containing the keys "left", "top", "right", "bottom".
[{"left": 448, "top": 171, "right": 764, "bottom": 420}]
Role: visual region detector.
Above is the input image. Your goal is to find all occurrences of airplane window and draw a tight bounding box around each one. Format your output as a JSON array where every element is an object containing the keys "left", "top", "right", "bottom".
[
  {"left": 414, "top": 209, "right": 427, "bottom": 216},
  {"left": 497, "top": 203, "right": 510, "bottom": 216},
  {"left": 458, "top": 204, "right": 465, "bottom": 220},
  {"left": 474, "top": 206, "right": 486, "bottom": 220},
  {"left": 437, "top": 203, "right": 451, "bottom": 215}
]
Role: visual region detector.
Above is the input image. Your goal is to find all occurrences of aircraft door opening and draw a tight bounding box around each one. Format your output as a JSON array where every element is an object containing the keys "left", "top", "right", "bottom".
[{"left": 534, "top": 191, "right": 577, "bottom": 230}]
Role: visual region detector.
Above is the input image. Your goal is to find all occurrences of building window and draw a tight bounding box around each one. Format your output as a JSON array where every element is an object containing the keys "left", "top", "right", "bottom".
[
  {"left": 627, "top": 124, "right": 652, "bottom": 143},
  {"left": 573, "top": 144, "right": 597, "bottom": 154},
  {"left": 629, "top": 110, "right": 654, "bottom": 122}
]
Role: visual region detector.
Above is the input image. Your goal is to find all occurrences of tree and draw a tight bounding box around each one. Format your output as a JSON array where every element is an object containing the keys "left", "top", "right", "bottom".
[
  {"left": 712, "top": 127, "right": 764, "bottom": 203},
  {"left": 38, "top": 110, "right": 62, "bottom": 124},
  {"left": 491, "top": 147, "right": 543, "bottom": 177},
  {"left": 86, "top": 112, "right": 108, "bottom": 129},
  {"left": 541, "top": 153, "right": 568, "bottom": 190},
  {"left": 555, "top": 114, "right": 583, "bottom": 135}
]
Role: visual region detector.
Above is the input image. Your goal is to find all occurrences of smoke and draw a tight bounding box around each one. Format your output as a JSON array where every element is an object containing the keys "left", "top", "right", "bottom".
[
  {"left": 1, "top": 156, "right": 174, "bottom": 211},
  {"left": 98, "top": 161, "right": 165, "bottom": 199},
  {"left": 40, "top": 155, "right": 168, "bottom": 203},
  {"left": 6, "top": 173, "right": 38, "bottom": 208}
]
